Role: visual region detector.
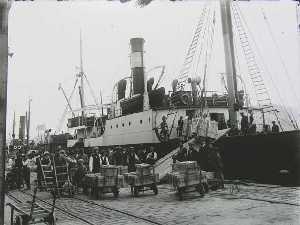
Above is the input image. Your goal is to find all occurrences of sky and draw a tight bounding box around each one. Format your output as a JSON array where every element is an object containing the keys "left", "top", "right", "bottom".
[{"left": 6, "top": 0, "right": 300, "bottom": 141}]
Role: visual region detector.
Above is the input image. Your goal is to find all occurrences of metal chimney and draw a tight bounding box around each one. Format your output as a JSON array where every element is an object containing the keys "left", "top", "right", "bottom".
[
  {"left": 19, "top": 116, "right": 25, "bottom": 140},
  {"left": 129, "top": 38, "right": 149, "bottom": 110}
]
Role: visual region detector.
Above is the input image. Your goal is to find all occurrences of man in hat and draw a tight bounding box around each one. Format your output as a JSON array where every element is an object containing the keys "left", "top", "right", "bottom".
[
  {"left": 160, "top": 115, "right": 169, "bottom": 141},
  {"left": 172, "top": 142, "right": 188, "bottom": 163},
  {"left": 187, "top": 142, "right": 199, "bottom": 163},
  {"left": 74, "top": 158, "right": 87, "bottom": 192},
  {"left": 271, "top": 121, "right": 280, "bottom": 133},
  {"left": 89, "top": 147, "right": 101, "bottom": 173},
  {"left": 36, "top": 151, "right": 52, "bottom": 189},
  {"left": 100, "top": 150, "right": 110, "bottom": 166},
  {"left": 177, "top": 116, "right": 184, "bottom": 137},
  {"left": 146, "top": 146, "right": 157, "bottom": 165},
  {"left": 127, "top": 147, "right": 139, "bottom": 172},
  {"left": 15, "top": 153, "right": 24, "bottom": 189},
  {"left": 207, "top": 142, "right": 224, "bottom": 189},
  {"left": 240, "top": 112, "right": 249, "bottom": 136}
]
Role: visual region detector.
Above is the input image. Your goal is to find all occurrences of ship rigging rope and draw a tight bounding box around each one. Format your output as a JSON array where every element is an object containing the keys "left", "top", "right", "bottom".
[
  {"left": 192, "top": 4, "right": 212, "bottom": 80},
  {"left": 234, "top": 4, "right": 296, "bottom": 130},
  {"left": 260, "top": 7, "right": 300, "bottom": 129},
  {"left": 56, "top": 77, "right": 79, "bottom": 132}
]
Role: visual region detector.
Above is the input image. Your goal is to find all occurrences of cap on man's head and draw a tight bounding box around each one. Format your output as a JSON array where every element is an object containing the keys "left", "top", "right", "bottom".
[
  {"left": 59, "top": 149, "right": 65, "bottom": 154},
  {"left": 44, "top": 151, "right": 50, "bottom": 155},
  {"left": 272, "top": 121, "right": 275, "bottom": 124}
]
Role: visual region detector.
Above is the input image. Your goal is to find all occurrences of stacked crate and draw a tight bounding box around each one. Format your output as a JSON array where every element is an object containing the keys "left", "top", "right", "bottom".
[
  {"left": 169, "top": 161, "right": 201, "bottom": 188},
  {"left": 124, "top": 164, "right": 159, "bottom": 186},
  {"left": 97, "top": 165, "right": 124, "bottom": 188}
]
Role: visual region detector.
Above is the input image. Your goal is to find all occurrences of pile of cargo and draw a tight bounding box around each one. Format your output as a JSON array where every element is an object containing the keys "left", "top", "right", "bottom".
[
  {"left": 123, "top": 163, "right": 159, "bottom": 196},
  {"left": 169, "top": 161, "right": 201, "bottom": 188},
  {"left": 124, "top": 164, "right": 159, "bottom": 186},
  {"left": 97, "top": 165, "right": 124, "bottom": 188}
]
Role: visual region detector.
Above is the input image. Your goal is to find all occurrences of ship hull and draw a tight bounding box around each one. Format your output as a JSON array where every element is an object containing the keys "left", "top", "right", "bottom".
[{"left": 217, "top": 130, "right": 300, "bottom": 185}]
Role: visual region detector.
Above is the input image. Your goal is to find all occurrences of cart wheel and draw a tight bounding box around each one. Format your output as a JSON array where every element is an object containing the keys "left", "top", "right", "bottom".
[
  {"left": 15, "top": 215, "right": 29, "bottom": 225},
  {"left": 113, "top": 188, "right": 119, "bottom": 198},
  {"left": 203, "top": 182, "right": 209, "bottom": 193},
  {"left": 197, "top": 184, "right": 205, "bottom": 197},
  {"left": 177, "top": 187, "right": 183, "bottom": 201},
  {"left": 46, "top": 213, "right": 56, "bottom": 225},
  {"left": 134, "top": 187, "right": 139, "bottom": 197},
  {"left": 152, "top": 185, "right": 158, "bottom": 195}
]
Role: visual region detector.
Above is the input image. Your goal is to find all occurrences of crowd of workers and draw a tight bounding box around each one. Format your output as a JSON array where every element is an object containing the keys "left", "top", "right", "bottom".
[{"left": 5, "top": 145, "right": 158, "bottom": 191}]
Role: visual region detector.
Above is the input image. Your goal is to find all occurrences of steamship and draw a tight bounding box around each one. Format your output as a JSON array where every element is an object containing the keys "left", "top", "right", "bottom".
[{"left": 62, "top": 1, "right": 300, "bottom": 185}]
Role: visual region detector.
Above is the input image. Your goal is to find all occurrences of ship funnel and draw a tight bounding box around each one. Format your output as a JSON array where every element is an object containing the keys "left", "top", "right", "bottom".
[
  {"left": 19, "top": 116, "right": 26, "bottom": 140},
  {"left": 130, "top": 38, "right": 145, "bottom": 95}
]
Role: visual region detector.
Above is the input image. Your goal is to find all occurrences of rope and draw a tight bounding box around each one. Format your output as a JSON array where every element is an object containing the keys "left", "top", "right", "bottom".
[
  {"left": 234, "top": 4, "right": 292, "bottom": 130},
  {"left": 260, "top": 7, "right": 300, "bottom": 129}
]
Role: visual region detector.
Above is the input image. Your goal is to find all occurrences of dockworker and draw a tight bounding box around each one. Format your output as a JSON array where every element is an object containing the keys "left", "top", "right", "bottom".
[
  {"left": 100, "top": 150, "right": 110, "bottom": 166},
  {"left": 177, "top": 116, "right": 184, "bottom": 137},
  {"left": 127, "top": 147, "right": 139, "bottom": 172},
  {"left": 112, "top": 146, "right": 123, "bottom": 166},
  {"left": 15, "top": 153, "right": 24, "bottom": 189},
  {"left": 22, "top": 154, "right": 32, "bottom": 190},
  {"left": 139, "top": 146, "right": 148, "bottom": 164},
  {"left": 36, "top": 151, "right": 52, "bottom": 189},
  {"left": 74, "top": 158, "right": 87, "bottom": 192},
  {"left": 271, "top": 121, "right": 280, "bottom": 133},
  {"left": 172, "top": 142, "right": 188, "bottom": 163},
  {"left": 240, "top": 112, "right": 249, "bottom": 135},
  {"left": 187, "top": 142, "right": 199, "bottom": 163},
  {"left": 76, "top": 148, "right": 89, "bottom": 168},
  {"left": 160, "top": 115, "right": 169, "bottom": 141},
  {"left": 89, "top": 147, "right": 101, "bottom": 173},
  {"left": 54, "top": 149, "right": 76, "bottom": 189},
  {"left": 146, "top": 146, "right": 157, "bottom": 165},
  {"left": 207, "top": 142, "right": 224, "bottom": 189}
]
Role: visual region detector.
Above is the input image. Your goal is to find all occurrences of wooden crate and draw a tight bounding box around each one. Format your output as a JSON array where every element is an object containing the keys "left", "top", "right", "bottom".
[
  {"left": 100, "top": 165, "right": 119, "bottom": 176},
  {"left": 136, "top": 163, "right": 154, "bottom": 176},
  {"left": 118, "top": 166, "right": 128, "bottom": 175},
  {"left": 96, "top": 174, "right": 125, "bottom": 187},
  {"left": 170, "top": 172, "right": 201, "bottom": 188},
  {"left": 172, "top": 161, "right": 198, "bottom": 173}
]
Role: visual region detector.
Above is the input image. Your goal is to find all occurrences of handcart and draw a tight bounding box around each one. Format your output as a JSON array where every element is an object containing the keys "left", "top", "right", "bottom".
[
  {"left": 52, "top": 156, "right": 74, "bottom": 197},
  {"left": 169, "top": 161, "right": 205, "bottom": 200},
  {"left": 6, "top": 188, "right": 56, "bottom": 225},
  {"left": 36, "top": 157, "right": 55, "bottom": 192},
  {"left": 95, "top": 165, "right": 124, "bottom": 199},
  {"left": 124, "top": 163, "right": 159, "bottom": 197}
]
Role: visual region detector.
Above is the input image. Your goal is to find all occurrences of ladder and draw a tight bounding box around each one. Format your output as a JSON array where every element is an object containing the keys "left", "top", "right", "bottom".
[
  {"left": 52, "top": 156, "right": 74, "bottom": 197},
  {"left": 177, "top": 4, "right": 209, "bottom": 91},
  {"left": 231, "top": 3, "right": 280, "bottom": 121},
  {"left": 37, "top": 157, "right": 55, "bottom": 191}
]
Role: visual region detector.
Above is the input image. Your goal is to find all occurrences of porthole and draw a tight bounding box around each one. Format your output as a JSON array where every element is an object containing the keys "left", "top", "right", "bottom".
[
  {"left": 111, "top": 125, "right": 112, "bottom": 129},
  {"left": 140, "top": 120, "right": 142, "bottom": 124},
  {"left": 116, "top": 124, "right": 118, "bottom": 128},
  {"left": 129, "top": 122, "right": 131, "bottom": 126},
  {"left": 122, "top": 123, "right": 124, "bottom": 127}
]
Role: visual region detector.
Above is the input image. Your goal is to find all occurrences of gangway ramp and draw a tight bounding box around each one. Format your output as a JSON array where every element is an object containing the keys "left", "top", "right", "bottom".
[{"left": 154, "top": 128, "right": 230, "bottom": 182}]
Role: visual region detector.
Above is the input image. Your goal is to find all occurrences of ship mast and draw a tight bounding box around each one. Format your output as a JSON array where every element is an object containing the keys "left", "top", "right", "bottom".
[
  {"left": 78, "top": 30, "right": 85, "bottom": 119},
  {"left": 220, "top": 0, "right": 238, "bottom": 128},
  {"left": 12, "top": 111, "right": 15, "bottom": 140}
]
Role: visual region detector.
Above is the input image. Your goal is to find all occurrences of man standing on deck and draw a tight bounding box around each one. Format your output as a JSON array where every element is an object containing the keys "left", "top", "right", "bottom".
[
  {"left": 177, "top": 116, "right": 184, "bottom": 137},
  {"left": 271, "top": 121, "right": 280, "bottom": 133},
  {"left": 172, "top": 142, "right": 188, "bottom": 163},
  {"left": 240, "top": 112, "right": 249, "bottom": 135}
]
